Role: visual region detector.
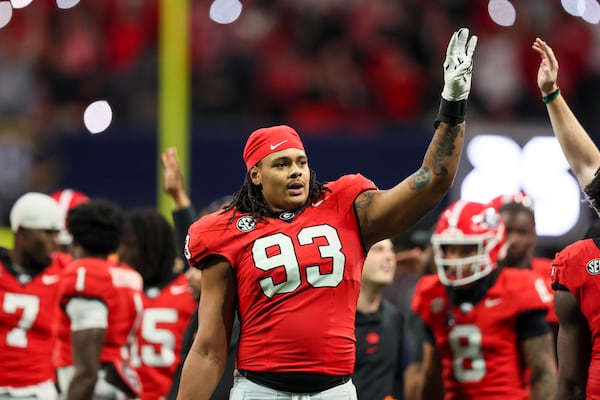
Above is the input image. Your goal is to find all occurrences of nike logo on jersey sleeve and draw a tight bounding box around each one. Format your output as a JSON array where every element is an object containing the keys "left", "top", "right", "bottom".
[
  {"left": 41, "top": 274, "right": 60, "bottom": 285},
  {"left": 484, "top": 298, "right": 502, "bottom": 308},
  {"left": 170, "top": 284, "right": 191, "bottom": 296}
]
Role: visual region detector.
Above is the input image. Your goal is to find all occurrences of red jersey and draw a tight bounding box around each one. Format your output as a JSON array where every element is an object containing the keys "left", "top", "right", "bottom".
[
  {"left": 54, "top": 258, "right": 144, "bottom": 369},
  {"left": 0, "top": 249, "right": 68, "bottom": 387},
  {"left": 531, "top": 257, "right": 558, "bottom": 325},
  {"left": 133, "top": 273, "right": 196, "bottom": 400},
  {"left": 551, "top": 238, "right": 600, "bottom": 396},
  {"left": 186, "top": 174, "right": 376, "bottom": 375},
  {"left": 412, "top": 268, "right": 550, "bottom": 400}
]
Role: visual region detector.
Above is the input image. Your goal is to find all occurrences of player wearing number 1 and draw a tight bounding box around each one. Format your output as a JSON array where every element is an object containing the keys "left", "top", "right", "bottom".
[
  {"left": 410, "top": 200, "right": 556, "bottom": 400},
  {"left": 178, "top": 28, "right": 477, "bottom": 400},
  {"left": 54, "top": 200, "right": 144, "bottom": 400}
]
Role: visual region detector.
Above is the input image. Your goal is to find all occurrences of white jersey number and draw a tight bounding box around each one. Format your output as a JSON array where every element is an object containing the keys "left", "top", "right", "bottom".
[
  {"left": 3, "top": 293, "right": 40, "bottom": 348},
  {"left": 449, "top": 324, "right": 486, "bottom": 382},
  {"left": 253, "top": 225, "right": 345, "bottom": 298},
  {"left": 133, "top": 308, "right": 178, "bottom": 367}
]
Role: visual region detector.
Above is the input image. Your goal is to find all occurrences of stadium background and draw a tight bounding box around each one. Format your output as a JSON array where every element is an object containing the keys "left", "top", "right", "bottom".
[{"left": 0, "top": 0, "right": 599, "bottom": 255}]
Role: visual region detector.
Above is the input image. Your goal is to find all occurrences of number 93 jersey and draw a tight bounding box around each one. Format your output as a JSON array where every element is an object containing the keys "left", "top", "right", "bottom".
[
  {"left": 186, "top": 174, "right": 376, "bottom": 375},
  {"left": 412, "top": 268, "right": 551, "bottom": 400}
]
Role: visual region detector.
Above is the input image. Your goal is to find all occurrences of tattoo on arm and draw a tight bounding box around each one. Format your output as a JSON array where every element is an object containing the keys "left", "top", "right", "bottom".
[
  {"left": 409, "top": 167, "right": 431, "bottom": 190},
  {"left": 431, "top": 125, "right": 462, "bottom": 176},
  {"left": 523, "top": 334, "right": 557, "bottom": 400},
  {"left": 354, "top": 190, "right": 375, "bottom": 211}
]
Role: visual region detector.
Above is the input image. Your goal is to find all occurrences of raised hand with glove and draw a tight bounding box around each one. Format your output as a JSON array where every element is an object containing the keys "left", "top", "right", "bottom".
[{"left": 436, "top": 28, "right": 478, "bottom": 128}]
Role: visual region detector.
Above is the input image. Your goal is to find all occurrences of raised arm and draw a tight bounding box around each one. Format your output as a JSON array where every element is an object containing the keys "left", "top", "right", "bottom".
[
  {"left": 357, "top": 28, "right": 477, "bottom": 248},
  {"left": 161, "top": 147, "right": 198, "bottom": 265},
  {"left": 161, "top": 147, "right": 192, "bottom": 211},
  {"left": 532, "top": 38, "right": 600, "bottom": 189}
]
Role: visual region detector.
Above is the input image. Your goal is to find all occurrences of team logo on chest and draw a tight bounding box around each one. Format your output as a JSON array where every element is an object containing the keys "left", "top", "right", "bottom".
[
  {"left": 237, "top": 216, "right": 257, "bottom": 232},
  {"left": 586, "top": 258, "right": 600, "bottom": 275},
  {"left": 279, "top": 211, "right": 295, "bottom": 221}
]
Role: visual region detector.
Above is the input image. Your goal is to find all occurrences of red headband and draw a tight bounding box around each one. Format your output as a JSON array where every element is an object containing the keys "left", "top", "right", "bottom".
[{"left": 243, "top": 125, "right": 305, "bottom": 170}]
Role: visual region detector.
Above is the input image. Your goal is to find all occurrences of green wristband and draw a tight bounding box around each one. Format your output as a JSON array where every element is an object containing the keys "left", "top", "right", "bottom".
[{"left": 542, "top": 88, "right": 560, "bottom": 104}]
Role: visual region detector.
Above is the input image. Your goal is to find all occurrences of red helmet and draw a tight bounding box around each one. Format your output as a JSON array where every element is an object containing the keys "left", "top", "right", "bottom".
[
  {"left": 488, "top": 190, "right": 534, "bottom": 212},
  {"left": 431, "top": 200, "right": 506, "bottom": 287},
  {"left": 49, "top": 189, "right": 91, "bottom": 245}
]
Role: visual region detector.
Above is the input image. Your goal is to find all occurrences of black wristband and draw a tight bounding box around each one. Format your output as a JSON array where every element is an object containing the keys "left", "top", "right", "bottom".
[
  {"left": 542, "top": 88, "right": 560, "bottom": 104},
  {"left": 434, "top": 98, "right": 467, "bottom": 128}
]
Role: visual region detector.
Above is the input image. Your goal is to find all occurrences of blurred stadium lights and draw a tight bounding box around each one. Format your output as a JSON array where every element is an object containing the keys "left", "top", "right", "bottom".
[
  {"left": 209, "top": 0, "right": 243, "bottom": 24},
  {"left": 10, "top": 0, "right": 32, "bottom": 9},
  {"left": 581, "top": 0, "right": 600, "bottom": 23},
  {"left": 0, "top": 2, "right": 10, "bottom": 29},
  {"left": 562, "top": 0, "right": 586, "bottom": 16},
  {"left": 56, "top": 0, "right": 80, "bottom": 10},
  {"left": 561, "top": 0, "right": 600, "bottom": 22},
  {"left": 83, "top": 101, "right": 113, "bottom": 135},
  {"left": 488, "top": 0, "right": 516, "bottom": 27}
]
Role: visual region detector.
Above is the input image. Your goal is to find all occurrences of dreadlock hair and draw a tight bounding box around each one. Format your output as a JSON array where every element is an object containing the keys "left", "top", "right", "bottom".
[
  {"left": 584, "top": 166, "right": 600, "bottom": 213},
  {"left": 223, "top": 166, "right": 331, "bottom": 223},
  {"left": 121, "top": 209, "right": 177, "bottom": 286},
  {"left": 67, "top": 199, "right": 123, "bottom": 257}
]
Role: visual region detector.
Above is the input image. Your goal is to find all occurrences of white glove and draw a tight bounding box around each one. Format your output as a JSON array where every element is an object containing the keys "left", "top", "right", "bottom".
[{"left": 441, "top": 28, "right": 478, "bottom": 101}]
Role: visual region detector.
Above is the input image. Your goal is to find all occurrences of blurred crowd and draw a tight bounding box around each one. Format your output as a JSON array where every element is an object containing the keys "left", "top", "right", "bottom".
[{"left": 0, "top": 0, "right": 599, "bottom": 138}]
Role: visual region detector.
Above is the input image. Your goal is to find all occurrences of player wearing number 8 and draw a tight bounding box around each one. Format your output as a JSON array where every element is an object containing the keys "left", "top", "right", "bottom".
[
  {"left": 179, "top": 27, "right": 477, "bottom": 400},
  {"left": 410, "top": 200, "right": 556, "bottom": 399}
]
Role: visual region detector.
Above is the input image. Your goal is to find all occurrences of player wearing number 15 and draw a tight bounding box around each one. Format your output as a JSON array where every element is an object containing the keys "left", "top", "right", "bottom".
[
  {"left": 178, "top": 28, "right": 477, "bottom": 400},
  {"left": 118, "top": 209, "right": 197, "bottom": 400},
  {"left": 0, "top": 193, "right": 66, "bottom": 400},
  {"left": 410, "top": 200, "right": 556, "bottom": 400}
]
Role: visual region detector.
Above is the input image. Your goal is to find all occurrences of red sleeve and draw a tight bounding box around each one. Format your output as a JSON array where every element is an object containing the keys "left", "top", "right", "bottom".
[
  {"left": 551, "top": 239, "right": 600, "bottom": 304},
  {"left": 411, "top": 275, "right": 444, "bottom": 328}
]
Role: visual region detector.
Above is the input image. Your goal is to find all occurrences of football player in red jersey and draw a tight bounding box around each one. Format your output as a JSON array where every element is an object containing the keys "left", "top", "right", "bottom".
[
  {"left": 534, "top": 37, "right": 600, "bottom": 399},
  {"left": 489, "top": 193, "right": 558, "bottom": 329},
  {"left": 54, "top": 200, "right": 144, "bottom": 400},
  {"left": 178, "top": 28, "right": 477, "bottom": 400},
  {"left": 0, "top": 192, "right": 66, "bottom": 399},
  {"left": 411, "top": 200, "right": 556, "bottom": 400},
  {"left": 49, "top": 188, "right": 90, "bottom": 253},
  {"left": 118, "top": 209, "right": 197, "bottom": 400}
]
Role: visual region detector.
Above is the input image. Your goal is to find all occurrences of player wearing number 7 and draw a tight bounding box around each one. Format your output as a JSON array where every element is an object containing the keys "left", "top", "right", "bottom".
[
  {"left": 178, "top": 28, "right": 477, "bottom": 400},
  {"left": 0, "top": 193, "right": 68, "bottom": 400},
  {"left": 410, "top": 200, "right": 556, "bottom": 400}
]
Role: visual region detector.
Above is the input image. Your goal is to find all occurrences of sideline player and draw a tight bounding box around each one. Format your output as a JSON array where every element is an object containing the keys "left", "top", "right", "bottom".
[
  {"left": 0, "top": 193, "right": 66, "bottom": 399},
  {"left": 411, "top": 200, "right": 556, "bottom": 399}
]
